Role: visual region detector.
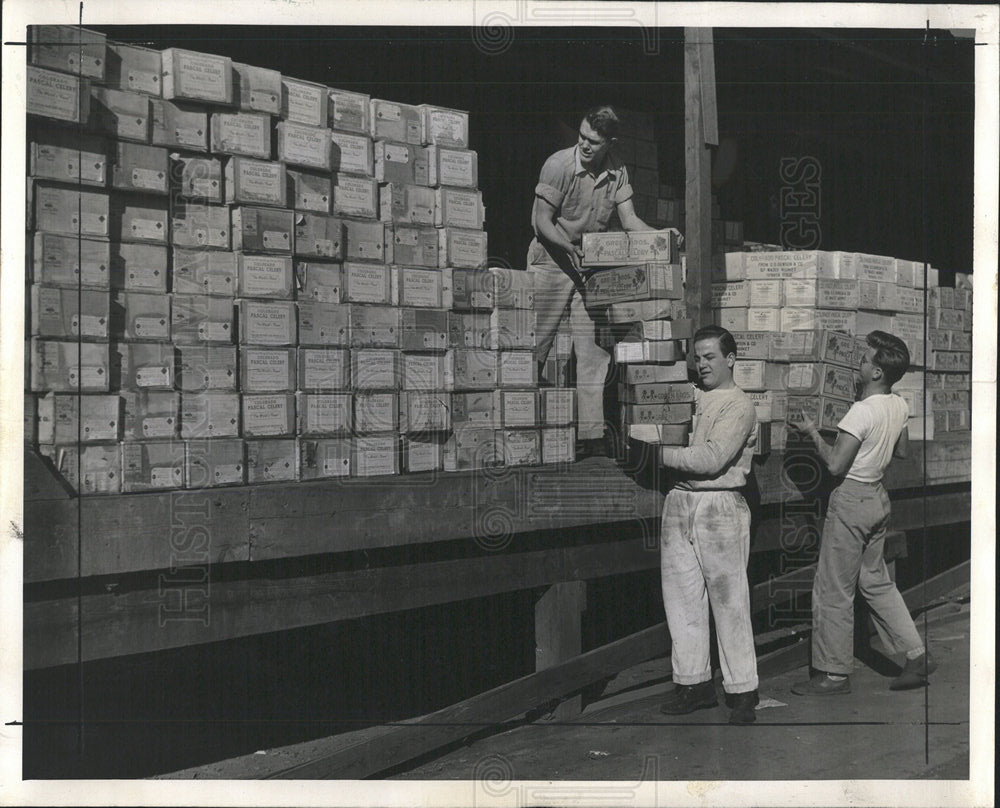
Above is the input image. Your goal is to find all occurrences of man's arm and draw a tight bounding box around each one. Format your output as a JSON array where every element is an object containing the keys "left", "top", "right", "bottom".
[
  {"left": 616, "top": 198, "right": 685, "bottom": 247},
  {"left": 660, "top": 399, "right": 756, "bottom": 476},
  {"left": 799, "top": 418, "right": 862, "bottom": 476},
  {"left": 533, "top": 196, "right": 583, "bottom": 273},
  {"left": 893, "top": 425, "right": 909, "bottom": 459},
  {"left": 615, "top": 198, "right": 652, "bottom": 231}
]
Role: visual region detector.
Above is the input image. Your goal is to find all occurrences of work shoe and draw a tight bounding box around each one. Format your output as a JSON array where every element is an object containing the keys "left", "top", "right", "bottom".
[
  {"left": 728, "top": 690, "right": 759, "bottom": 724},
  {"left": 659, "top": 681, "right": 718, "bottom": 715},
  {"left": 890, "top": 652, "right": 938, "bottom": 691},
  {"left": 790, "top": 672, "right": 851, "bottom": 696}
]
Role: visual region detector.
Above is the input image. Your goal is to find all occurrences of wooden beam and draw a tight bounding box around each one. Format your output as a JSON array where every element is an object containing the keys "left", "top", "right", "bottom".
[
  {"left": 24, "top": 535, "right": 659, "bottom": 669},
  {"left": 535, "top": 581, "right": 587, "bottom": 718},
  {"left": 684, "top": 27, "right": 715, "bottom": 330},
  {"left": 265, "top": 561, "right": 969, "bottom": 780}
]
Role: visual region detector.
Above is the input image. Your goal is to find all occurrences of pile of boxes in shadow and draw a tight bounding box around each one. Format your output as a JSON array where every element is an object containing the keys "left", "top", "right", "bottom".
[
  {"left": 578, "top": 230, "right": 692, "bottom": 448},
  {"left": 25, "top": 24, "right": 566, "bottom": 493},
  {"left": 709, "top": 248, "right": 973, "bottom": 467}
]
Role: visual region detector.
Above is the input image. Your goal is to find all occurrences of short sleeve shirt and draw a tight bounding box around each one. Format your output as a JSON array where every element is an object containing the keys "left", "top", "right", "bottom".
[
  {"left": 530, "top": 145, "right": 634, "bottom": 248},
  {"left": 837, "top": 393, "right": 909, "bottom": 483}
]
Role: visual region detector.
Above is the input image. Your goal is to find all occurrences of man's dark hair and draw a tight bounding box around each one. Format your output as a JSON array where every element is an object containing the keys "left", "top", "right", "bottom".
[
  {"left": 693, "top": 324, "right": 738, "bottom": 359},
  {"left": 866, "top": 330, "right": 910, "bottom": 387},
  {"left": 584, "top": 105, "right": 620, "bottom": 140}
]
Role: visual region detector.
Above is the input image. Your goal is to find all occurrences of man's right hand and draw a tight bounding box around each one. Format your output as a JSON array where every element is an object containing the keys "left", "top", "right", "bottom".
[{"left": 566, "top": 244, "right": 585, "bottom": 275}]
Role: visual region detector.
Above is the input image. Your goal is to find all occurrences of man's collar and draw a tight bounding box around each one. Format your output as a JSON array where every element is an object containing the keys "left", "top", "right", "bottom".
[{"left": 573, "top": 146, "right": 618, "bottom": 182}]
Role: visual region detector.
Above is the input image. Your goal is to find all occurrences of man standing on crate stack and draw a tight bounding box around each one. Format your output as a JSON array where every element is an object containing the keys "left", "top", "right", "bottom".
[
  {"left": 791, "top": 330, "right": 937, "bottom": 696},
  {"left": 657, "top": 325, "right": 761, "bottom": 725},
  {"left": 528, "top": 105, "right": 675, "bottom": 459}
]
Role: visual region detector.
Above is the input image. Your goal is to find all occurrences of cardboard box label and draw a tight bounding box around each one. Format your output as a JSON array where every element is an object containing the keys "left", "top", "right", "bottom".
[
  {"left": 334, "top": 175, "right": 377, "bottom": 218},
  {"left": 353, "top": 349, "right": 399, "bottom": 389},
  {"left": 227, "top": 157, "right": 285, "bottom": 204},
  {"left": 330, "top": 131, "right": 372, "bottom": 175},
  {"left": 399, "top": 267, "right": 443, "bottom": 308},
  {"left": 443, "top": 228, "right": 488, "bottom": 269},
  {"left": 242, "top": 348, "right": 294, "bottom": 391},
  {"left": 239, "top": 254, "right": 294, "bottom": 298},
  {"left": 436, "top": 187, "right": 484, "bottom": 229},
  {"left": 300, "top": 394, "right": 352, "bottom": 434},
  {"left": 243, "top": 394, "right": 295, "bottom": 436},
  {"left": 328, "top": 88, "right": 369, "bottom": 133},
  {"left": 300, "top": 348, "right": 349, "bottom": 389},
  {"left": 283, "top": 78, "right": 326, "bottom": 125},
  {"left": 278, "top": 122, "right": 331, "bottom": 169},
  {"left": 354, "top": 393, "right": 398, "bottom": 432},
  {"left": 162, "top": 49, "right": 231, "bottom": 103},
  {"left": 343, "top": 262, "right": 393, "bottom": 304},
  {"left": 582, "top": 231, "right": 676, "bottom": 266},
  {"left": 421, "top": 105, "right": 469, "bottom": 147},
  {"left": 433, "top": 147, "right": 477, "bottom": 187},
  {"left": 239, "top": 300, "right": 296, "bottom": 345},
  {"left": 28, "top": 66, "right": 89, "bottom": 122}
]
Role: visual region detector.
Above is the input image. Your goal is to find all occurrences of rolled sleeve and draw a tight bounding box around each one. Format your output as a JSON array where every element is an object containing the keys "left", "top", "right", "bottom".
[
  {"left": 535, "top": 182, "right": 565, "bottom": 209},
  {"left": 613, "top": 180, "right": 634, "bottom": 205}
]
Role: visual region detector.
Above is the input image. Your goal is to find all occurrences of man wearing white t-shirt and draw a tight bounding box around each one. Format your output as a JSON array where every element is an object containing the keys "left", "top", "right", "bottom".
[{"left": 792, "top": 331, "right": 936, "bottom": 695}]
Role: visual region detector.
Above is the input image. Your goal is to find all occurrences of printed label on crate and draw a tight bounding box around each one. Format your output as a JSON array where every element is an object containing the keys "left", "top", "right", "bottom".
[
  {"left": 243, "top": 394, "right": 294, "bottom": 436},
  {"left": 343, "top": 263, "right": 393, "bottom": 304},
  {"left": 232, "top": 159, "right": 285, "bottom": 203},
  {"left": 436, "top": 188, "right": 484, "bottom": 229},
  {"left": 582, "top": 231, "right": 676, "bottom": 266},
  {"left": 330, "top": 131, "right": 372, "bottom": 175},
  {"left": 398, "top": 267, "right": 442, "bottom": 308},
  {"left": 334, "top": 175, "right": 377, "bottom": 218},
  {"left": 354, "top": 393, "right": 398, "bottom": 432},
  {"left": 278, "top": 122, "right": 331, "bottom": 169},
  {"left": 731, "top": 332, "right": 771, "bottom": 360},
  {"left": 711, "top": 281, "right": 749, "bottom": 309},
  {"left": 353, "top": 349, "right": 399, "bottom": 389},
  {"left": 27, "top": 66, "right": 88, "bottom": 122},
  {"left": 243, "top": 348, "right": 294, "bottom": 391},
  {"left": 240, "top": 300, "right": 296, "bottom": 345},
  {"left": 402, "top": 354, "right": 445, "bottom": 391},
  {"left": 239, "top": 255, "right": 293, "bottom": 298},
  {"left": 163, "top": 49, "right": 230, "bottom": 102},
  {"left": 434, "top": 147, "right": 477, "bottom": 187},
  {"left": 300, "top": 348, "right": 349, "bottom": 389},
  {"left": 444, "top": 228, "right": 488, "bottom": 269},
  {"left": 302, "top": 394, "right": 351, "bottom": 434},
  {"left": 499, "top": 351, "right": 535, "bottom": 387},
  {"left": 329, "top": 88, "right": 369, "bottom": 132},
  {"left": 283, "top": 79, "right": 326, "bottom": 125},
  {"left": 502, "top": 391, "right": 539, "bottom": 427},
  {"left": 787, "top": 363, "right": 856, "bottom": 401},
  {"left": 422, "top": 106, "right": 469, "bottom": 147},
  {"left": 344, "top": 219, "right": 385, "bottom": 262},
  {"left": 353, "top": 436, "right": 400, "bottom": 476},
  {"left": 748, "top": 279, "right": 782, "bottom": 308},
  {"left": 212, "top": 114, "right": 272, "bottom": 158}
]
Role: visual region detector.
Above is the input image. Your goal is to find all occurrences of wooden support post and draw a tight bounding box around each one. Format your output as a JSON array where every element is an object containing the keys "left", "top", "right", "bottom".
[
  {"left": 535, "top": 580, "right": 587, "bottom": 717},
  {"left": 683, "top": 27, "right": 718, "bottom": 330}
]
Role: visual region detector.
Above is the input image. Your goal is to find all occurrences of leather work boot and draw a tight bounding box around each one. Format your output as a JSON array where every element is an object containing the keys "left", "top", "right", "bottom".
[
  {"left": 890, "top": 652, "right": 938, "bottom": 691},
  {"left": 659, "top": 681, "right": 718, "bottom": 715},
  {"left": 791, "top": 672, "right": 851, "bottom": 696},
  {"left": 728, "top": 689, "right": 759, "bottom": 724}
]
